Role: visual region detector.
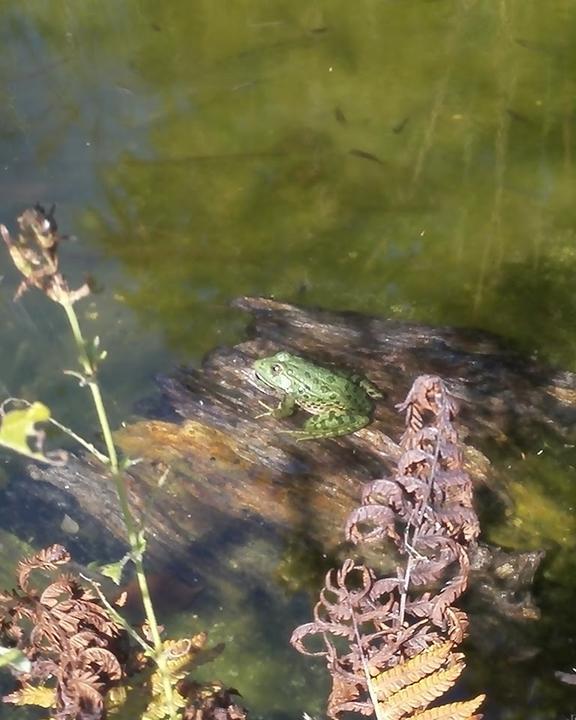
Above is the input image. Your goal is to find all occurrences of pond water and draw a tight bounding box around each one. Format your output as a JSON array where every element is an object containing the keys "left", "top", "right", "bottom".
[{"left": 1, "top": 1, "right": 576, "bottom": 718}]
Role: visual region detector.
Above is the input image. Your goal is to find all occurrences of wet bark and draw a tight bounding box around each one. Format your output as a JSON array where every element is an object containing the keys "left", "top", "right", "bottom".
[{"left": 19, "top": 297, "right": 571, "bottom": 606}]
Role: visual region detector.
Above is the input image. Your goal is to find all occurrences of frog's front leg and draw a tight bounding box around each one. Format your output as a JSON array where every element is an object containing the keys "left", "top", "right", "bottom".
[
  {"left": 287, "top": 411, "right": 370, "bottom": 441},
  {"left": 273, "top": 394, "right": 297, "bottom": 419},
  {"left": 256, "top": 394, "right": 296, "bottom": 420}
]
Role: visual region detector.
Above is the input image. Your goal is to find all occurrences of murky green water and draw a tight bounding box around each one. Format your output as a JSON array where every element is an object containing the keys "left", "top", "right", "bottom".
[{"left": 2, "top": 1, "right": 576, "bottom": 718}]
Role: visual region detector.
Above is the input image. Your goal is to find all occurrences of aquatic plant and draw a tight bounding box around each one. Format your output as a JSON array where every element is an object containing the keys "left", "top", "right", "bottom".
[
  {"left": 291, "top": 375, "right": 485, "bottom": 719},
  {"left": 0, "top": 544, "right": 124, "bottom": 717},
  {"left": 0, "top": 206, "right": 247, "bottom": 720},
  {"left": 0, "top": 203, "right": 179, "bottom": 714},
  {"left": 0, "top": 544, "right": 246, "bottom": 720}
]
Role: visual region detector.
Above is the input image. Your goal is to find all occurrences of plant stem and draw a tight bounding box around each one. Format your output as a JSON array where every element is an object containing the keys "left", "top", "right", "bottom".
[
  {"left": 47, "top": 415, "right": 109, "bottom": 464},
  {"left": 61, "top": 299, "right": 178, "bottom": 718}
]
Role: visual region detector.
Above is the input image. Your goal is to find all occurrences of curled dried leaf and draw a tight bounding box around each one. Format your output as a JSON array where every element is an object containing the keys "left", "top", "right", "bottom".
[
  {"left": 18, "top": 544, "right": 71, "bottom": 592},
  {"left": 1, "top": 206, "right": 90, "bottom": 306},
  {"left": 345, "top": 505, "right": 399, "bottom": 544}
]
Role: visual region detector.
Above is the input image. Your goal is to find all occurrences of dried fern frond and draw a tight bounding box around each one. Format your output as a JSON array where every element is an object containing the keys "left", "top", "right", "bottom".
[
  {"left": 3, "top": 682, "right": 56, "bottom": 708},
  {"left": 376, "top": 659, "right": 465, "bottom": 720},
  {"left": 292, "top": 375, "right": 486, "bottom": 720},
  {"left": 164, "top": 634, "right": 208, "bottom": 680},
  {"left": 18, "top": 544, "right": 70, "bottom": 592},
  {"left": 409, "top": 694, "right": 486, "bottom": 720},
  {"left": 0, "top": 544, "right": 129, "bottom": 720},
  {"left": 82, "top": 646, "right": 123, "bottom": 680},
  {"left": 142, "top": 684, "right": 187, "bottom": 720},
  {"left": 143, "top": 636, "right": 209, "bottom": 720},
  {"left": 370, "top": 642, "right": 454, "bottom": 697},
  {"left": 105, "top": 684, "right": 128, "bottom": 713}
]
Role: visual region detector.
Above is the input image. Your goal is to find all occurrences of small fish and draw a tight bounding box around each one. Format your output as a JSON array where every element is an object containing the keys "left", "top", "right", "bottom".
[
  {"left": 392, "top": 116, "right": 409, "bottom": 134},
  {"left": 349, "top": 148, "right": 386, "bottom": 167},
  {"left": 506, "top": 108, "right": 534, "bottom": 126},
  {"left": 334, "top": 107, "right": 347, "bottom": 125}
]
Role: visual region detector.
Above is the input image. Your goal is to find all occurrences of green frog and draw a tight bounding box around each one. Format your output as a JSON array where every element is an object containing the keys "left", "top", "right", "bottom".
[{"left": 252, "top": 351, "right": 381, "bottom": 440}]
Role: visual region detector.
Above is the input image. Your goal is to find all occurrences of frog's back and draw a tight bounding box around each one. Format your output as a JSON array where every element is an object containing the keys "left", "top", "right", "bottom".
[{"left": 295, "top": 362, "right": 376, "bottom": 415}]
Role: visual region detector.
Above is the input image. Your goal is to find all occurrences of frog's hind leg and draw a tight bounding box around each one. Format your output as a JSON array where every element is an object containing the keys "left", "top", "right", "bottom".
[
  {"left": 287, "top": 412, "right": 370, "bottom": 441},
  {"left": 347, "top": 372, "right": 382, "bottom": 399},
  {"left": 359, "top": 377, "right": 383, "bottom": 399}
]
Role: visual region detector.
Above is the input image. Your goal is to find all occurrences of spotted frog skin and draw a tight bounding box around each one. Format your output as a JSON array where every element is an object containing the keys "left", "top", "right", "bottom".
[{"left": 252, "top": 351, "right": 381, "bottom": 440}]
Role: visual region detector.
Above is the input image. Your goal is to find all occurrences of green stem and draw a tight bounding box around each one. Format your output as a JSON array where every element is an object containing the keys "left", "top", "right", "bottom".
[
  {"left": 61, "top": 299, "right": 178, "bottom": 718},
  {"left": 47, "top": 415, "right": 109, "bottom": 464},
  {"left": 81, "top": 573, "right": 153, "bottom": 652}
]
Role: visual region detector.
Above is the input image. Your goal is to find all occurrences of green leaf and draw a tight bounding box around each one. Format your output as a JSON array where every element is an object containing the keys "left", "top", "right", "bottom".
[
  {"left": 0, "top": 402, "right": 67, "bottom": 465},
  {"left": 94, "top": 557, "right": 129, "bottom": 585}
]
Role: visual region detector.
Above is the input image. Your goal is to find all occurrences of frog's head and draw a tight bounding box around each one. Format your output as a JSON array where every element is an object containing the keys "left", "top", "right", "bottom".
[{"left": 252, "top": 351, "right": 296, "bottom": 392}]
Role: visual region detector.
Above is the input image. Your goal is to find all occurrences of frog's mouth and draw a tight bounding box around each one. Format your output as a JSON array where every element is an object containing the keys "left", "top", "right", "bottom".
[{"left": 250, "top": 368, "right": 275, "bottom": 394}]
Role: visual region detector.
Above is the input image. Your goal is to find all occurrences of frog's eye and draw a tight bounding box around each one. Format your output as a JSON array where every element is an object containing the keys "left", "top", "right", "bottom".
[{"left": 271, "top": 364, "right": 283, "bottom": 374}]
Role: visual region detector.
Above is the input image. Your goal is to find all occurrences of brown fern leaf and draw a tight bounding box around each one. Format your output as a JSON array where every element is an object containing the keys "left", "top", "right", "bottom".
[
  {"left": 180, "top": 681, "right": 248, "bottom": 720},
  {"left": 377, "top": 660, "right": 465, "bottom": 720},
  {"left": 30, "top": 609, "right": 67, "bottom": 649},
  {"left": 18, "top": 544, "right": 70, "bottom": 592},
  {"left": 68, "top": 630, "right": 109, "bottom": 652},
  {"left": 52, "top": 573, "right": 99, "bottom": 602},
  {"left": 327, "top": 672, "right": 371, "bottom": 719},
  {"left": 60, "top": 663, "right": 103, "bottom": 689},
  {"left": 397, "top": 376, "right": 456, "bottom": 419},
  {"left": 434, "top": 507, "right": 479, "bottom": 542},
  {"left": 12, "top": 602, "right": 35, "bottom": 621},
  {"left": 81, "top": 647, "right": 123, "bottom": 681},
  {"left": 409, "top": 693, "right": 485, "bottom": 720},
  {"left": 290, "top": 621, "right": 330, "bottom": 657},
  {"left": 39, "top": 577, "right": 74, "bottom": 607},
  {"left": 398, "top": 401, "right": 424, "bottom": 437},
  {"left": 361, "top": 478, "right": 405, "bottom": 508},
  {"left": 292, "top": 375, "right": 485, "bottom": 720},
  {"left": 371, "top": 642, "right": 454, "bottom": 698},
  {"left": 57, "top": 674, "right": 104, "bottom": 720},
  {"left": 408, "top": 535, "right": 461, "bottom": 586},
  {"left": 49, "top": 611, "right": 83, "bottom": 638},
  {"left": 364, "top": 621, "right": 434, "bottom": 677},
  {"left": 0, "top": 543, "right": 131, "bottom": 720},
  {"left": 396, "top": 449, "right": 432, "bottom": 481},
  {"left": 345, "top": 505, "right": 399, "bottom": 544},
  {"left": 52, "top": 598, "right": 120, "bottom": 637},
  {"left": 68, "top": 630, "right": 107, "bottom": 651},
  {"left": 444, "top": 608, "right": 469, "bottom": 644}
]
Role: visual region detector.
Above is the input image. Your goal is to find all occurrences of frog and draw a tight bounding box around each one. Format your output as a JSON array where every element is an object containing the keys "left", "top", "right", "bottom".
[{"left": 252, "top": 351, "right": 382, "bottom": 440}]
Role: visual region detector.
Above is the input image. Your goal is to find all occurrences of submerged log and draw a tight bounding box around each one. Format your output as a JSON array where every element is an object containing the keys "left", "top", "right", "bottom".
[{"left": 20, "top": 297, "right": 573, "bottom": 603}]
